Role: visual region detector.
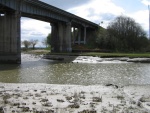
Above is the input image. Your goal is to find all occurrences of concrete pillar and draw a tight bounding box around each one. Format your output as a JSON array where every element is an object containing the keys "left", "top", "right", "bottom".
[
  {"left": 84, "top": 26, "right": 87, "bottom": 44},
  {"left": 51, "top": 22, "right": 72, "bottom": 52},
  {"left": 78, "top": 27, "right": 81, "bottom": 45},
  {"left": 0, "top": 14, "right": 4, "bottom": 53},
  {"left": 66, "top": 22, "right": 72, "bottom": 52},
  {"left": 58, "top": 23, "right": 63, "bottom": 52},
  {"left": 73, "top": 27, "right": 75, "bottom": 44},
  {"left": 0, "top": 11, "right": 21, "bottom": 63},
  {"left": 50, "top": 23, "right": 59, "bottom": 52}
]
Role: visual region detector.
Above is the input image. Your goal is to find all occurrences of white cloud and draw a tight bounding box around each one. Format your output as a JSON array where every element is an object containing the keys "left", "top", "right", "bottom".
[
  {"left": 21, "top": 18, "right": 51, "bottom": 40},
  {"left": 68, "top": 0, "right": 125, "bottom": 27},
  {"left": 21, "top": 17, "right": 51, "bottom": 47},
  {"left": 141, "top": 0, "right": 150, "bottom": 5},
  {"left": 128, "top": 10, "right": 149, "bottom": 31},
  {"left": 67, "top": 0, "right": 149, "bottom": 34}
]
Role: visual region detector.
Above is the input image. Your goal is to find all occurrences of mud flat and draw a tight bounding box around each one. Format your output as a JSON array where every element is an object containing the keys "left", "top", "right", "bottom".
[{"left": 0, "top": 83, "right": 150, "bottom": 113}]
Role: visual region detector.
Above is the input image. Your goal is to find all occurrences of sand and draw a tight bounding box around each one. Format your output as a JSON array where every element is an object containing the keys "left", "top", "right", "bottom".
[{"left": 0, "top": 83, "right": 150, "bottom": 113}]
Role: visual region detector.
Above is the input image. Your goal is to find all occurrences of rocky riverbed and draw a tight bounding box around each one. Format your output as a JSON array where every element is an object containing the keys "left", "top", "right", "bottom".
[{"left": 0, "top": 83, "right": 150, "bottom": 113}]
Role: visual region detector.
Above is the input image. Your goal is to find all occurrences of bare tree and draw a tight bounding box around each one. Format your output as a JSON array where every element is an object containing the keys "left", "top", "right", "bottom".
[
  {"left": 30, "top": 39, "right": 38, "bottom": 49},
  {"left": 22, "top": 40, "right": 31, "bottom": 50}
]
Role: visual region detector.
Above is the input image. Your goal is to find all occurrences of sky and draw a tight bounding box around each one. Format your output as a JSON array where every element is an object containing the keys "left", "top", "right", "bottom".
[{"left": 21, "top": 0, "right": 150, "bottom": 47}]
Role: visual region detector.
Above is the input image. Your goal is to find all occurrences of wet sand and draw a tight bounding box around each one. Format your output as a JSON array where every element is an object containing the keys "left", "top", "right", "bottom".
[{"left": 0, "top": 83, "right": 150, "bottom": 113}]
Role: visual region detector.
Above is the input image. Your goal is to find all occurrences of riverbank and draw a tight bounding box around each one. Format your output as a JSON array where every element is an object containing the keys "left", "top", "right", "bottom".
[
  {"left": 0, "top": 83, "right": 150, "bottom": 113},
  {"left": 47, "top": 52, "right": 150, "bottom": 58},
  {"left": 22, "top": 49, "right": 150, "bottom": 58}
]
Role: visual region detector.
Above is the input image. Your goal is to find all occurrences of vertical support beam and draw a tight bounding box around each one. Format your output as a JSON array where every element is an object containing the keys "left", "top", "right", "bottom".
[
  {"left": 78, "top": 27, "right": 81, "bottom": 45},
  {"left": 73, "top": 27, "right": 75, "bottom": 44},
  {"left": 58, "top": 23, "right": 63, "bottom": 52},
  {"left": 16, "top": 11, "right": 21, "bottom": 63},
  {"left": 50, "top": 23, "right": 59, "bottom": 52},
  {"left": 66, "top": 22, "right": 72, "bottom": 52},
  {"left": 51, "top": 22, "right": 72, "bottom": 53},
  {"left": 0, "top": 11, "right": 21, "bottom": 63},
  {"left": 0, "top": 14, "right": 4, "bottom": 53},
  {"left": 84, "top": 26, "right": 87, "bottom": 44}
]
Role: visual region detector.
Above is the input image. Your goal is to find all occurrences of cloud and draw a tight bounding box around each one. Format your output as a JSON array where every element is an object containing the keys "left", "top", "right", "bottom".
[
  {"left": 68, "top": 0, "right": 125, "bottom": 27},
  {"left": 21, "top": 17, "right": 51, "bottom": 47},
  {"left": 128, "top": 10, "right": 149, "bottom": 34},
  {"left": 141, "top": 0, "right": 150, "bottom": 5},
  {"left": 40, "top": 0, "right": 90, "bottom": 10}
]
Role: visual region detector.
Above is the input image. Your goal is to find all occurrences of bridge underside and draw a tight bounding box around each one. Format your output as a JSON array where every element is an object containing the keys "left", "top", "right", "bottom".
[{"left": 0, "top": 0, "right": 98, "bottom": 63}]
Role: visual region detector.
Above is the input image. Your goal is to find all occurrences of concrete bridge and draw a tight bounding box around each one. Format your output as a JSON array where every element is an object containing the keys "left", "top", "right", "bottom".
[{"left": 0, "top": 0, "right": 99, "bottom": 63}]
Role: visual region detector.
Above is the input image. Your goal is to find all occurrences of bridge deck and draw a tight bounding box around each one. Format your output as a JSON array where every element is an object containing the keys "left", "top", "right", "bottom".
[{"left": 0, "top": 0, "right": 99, "bottom": 28}]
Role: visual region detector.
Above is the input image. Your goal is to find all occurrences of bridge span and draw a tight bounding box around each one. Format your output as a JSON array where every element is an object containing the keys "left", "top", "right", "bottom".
[{"left": 0, "top": 0, "right": 99, "bottom": 63}]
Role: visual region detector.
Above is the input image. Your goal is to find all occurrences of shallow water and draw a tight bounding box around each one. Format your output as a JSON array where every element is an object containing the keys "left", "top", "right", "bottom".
[{"left": 0, "top": 54, "right": 150, "bottom": 86}]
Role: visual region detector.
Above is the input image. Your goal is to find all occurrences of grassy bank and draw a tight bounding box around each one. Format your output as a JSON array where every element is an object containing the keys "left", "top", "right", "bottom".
[
  {"left": 22, "top": 49, "right": 50, "bottom": 55},
  {"left": 48, "top": 52, "right": 150, "bottom": 58},
  {"left": 81, "top": 52, "right": 150, "bottom": 58},
  {"left": 22, "top": 49, "right": 150, "bottom": 58}
]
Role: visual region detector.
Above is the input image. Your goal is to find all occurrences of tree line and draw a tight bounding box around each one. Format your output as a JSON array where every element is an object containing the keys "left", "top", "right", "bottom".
[
  {"left": 22, "top": 15, "right": 150, "bottom": 52},
  {"left": 21, "top": 33, "right": 51, "bottom": 50},
  {"left": 93, "top": 15, "right": 150, "bottom": 52}
]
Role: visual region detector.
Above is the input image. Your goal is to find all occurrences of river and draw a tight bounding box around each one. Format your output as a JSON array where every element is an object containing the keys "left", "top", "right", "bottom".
[{"left": 0, "top": 54, "right": 150, "bottom": 86}]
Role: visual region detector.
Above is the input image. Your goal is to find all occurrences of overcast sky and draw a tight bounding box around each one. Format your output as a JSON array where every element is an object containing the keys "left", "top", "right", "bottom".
[{"left": 21, "top": 0, "right": 150, "bottom": 47}]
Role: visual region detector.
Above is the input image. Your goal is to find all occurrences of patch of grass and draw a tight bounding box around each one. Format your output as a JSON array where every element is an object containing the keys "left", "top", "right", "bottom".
[
  {"left": 57, "top": 99, "right": 65, "bottom": 103},
  {"left": 78, "top": 109, "right": 96, "bottom": 113},
  {"left": 68, "top": 103, "right": 80, "bottom": 108},
  {"left": 22, "top": 49, "right": 50, "bottom": 55},
  {"left": 82, "top": 52, "right": 150, "bottom": 58},
  {"left": 117, "top": 95, "right": 124, "bottom": 100},
  {"left": 47, "top": 52, "right": 150, "bottom": 58},
  {"left": 93, "top": 97, "right": 102, "bottom": 102}
]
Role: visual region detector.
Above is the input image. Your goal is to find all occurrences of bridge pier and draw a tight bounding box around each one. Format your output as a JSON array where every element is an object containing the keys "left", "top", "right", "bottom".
[
  {"left": 73, "top": 26, "right": 87, "bottom": 45},
  {"left": 50, "top": 22, "right": 72, "bottom": 53},
  {"left": 66, "top": 22, "right": 72, "bottom": 52},
  {"left": 0, "top": 11, "right": 21, "bottom": 63},
  {"left": 83, "top": 26, "right": 87, "bottom": 44}
]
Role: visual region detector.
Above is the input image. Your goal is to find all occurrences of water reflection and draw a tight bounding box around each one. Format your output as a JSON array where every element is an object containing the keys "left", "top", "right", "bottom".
[{"left": 0, "top": 54, "right": 150, "bottom": 85}]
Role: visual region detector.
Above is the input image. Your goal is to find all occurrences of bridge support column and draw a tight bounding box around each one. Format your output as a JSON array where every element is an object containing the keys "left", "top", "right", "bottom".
[
  {"left": 66, "top": 22, "right": 72, "bottom": 52},
  {"left": 58, "top": 23, "right": 63, "bottom": 52},
  {"left": 51, "top": 22, "right": 72, "bottom": 52},
  {"left": 78, "top": 27, "right": 81, "bottom": 45},
  {"left": 73, "top": 27, "right": 76, "bottom": 44},
  {"left": 84, "top": 26, "right": 87, "bottom": 44},
  {"left": 50, "top": 23, "right": 59, "bottom": 52},
  {"left": 0, "top": 11, "right": 21, "bottom": 63}
]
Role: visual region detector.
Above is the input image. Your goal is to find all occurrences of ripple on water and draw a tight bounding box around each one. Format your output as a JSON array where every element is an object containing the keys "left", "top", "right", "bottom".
[{"left": 0, "top": 54, "right": 150, "bottom": 85}]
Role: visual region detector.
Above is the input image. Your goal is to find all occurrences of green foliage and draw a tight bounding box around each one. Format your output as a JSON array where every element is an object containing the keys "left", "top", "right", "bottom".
[
  {"left": 47, "top": 33, "right": 51, "bottom": 46},
  {"left": 96, "top": 15, "right": 149, "bottom": 52},
  {"left": 42, "top": 38, "right": 48, "bottom": 48},
  {"left": 86, "top": 29, "right": 98, "bottom": 49}
]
